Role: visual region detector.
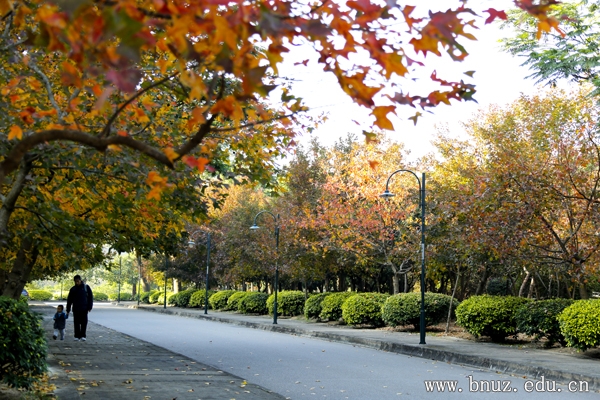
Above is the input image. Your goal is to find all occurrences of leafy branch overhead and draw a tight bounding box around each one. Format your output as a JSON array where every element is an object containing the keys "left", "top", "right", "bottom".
[{"left": 0, "top": 0, "right": 561, "bottom": 197}]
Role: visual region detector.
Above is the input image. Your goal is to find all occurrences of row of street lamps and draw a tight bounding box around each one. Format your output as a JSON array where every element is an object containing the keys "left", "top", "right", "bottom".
[{"left": 249, "top": 169, "right": 427, "bottom": 345}]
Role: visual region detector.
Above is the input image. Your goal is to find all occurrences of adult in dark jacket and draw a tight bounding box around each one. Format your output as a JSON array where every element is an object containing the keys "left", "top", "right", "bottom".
[{"left": 66, "top": 274, "right": 93, "bottom": 341}]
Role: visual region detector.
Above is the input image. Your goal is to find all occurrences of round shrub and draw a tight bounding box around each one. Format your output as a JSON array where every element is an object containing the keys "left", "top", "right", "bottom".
[
  {"left": 149, "top": 290, "right": 165, "bottom": 304},
  {"left": 94, "top": 292, "right": 109, "bottom": 301},
  {"left": 342, "top": 293, "right": 389, "bottom": 327},
  {"left": 238, "top": 292, "right": 269, "bottom": 314},
  {"left": 189, "top": 289, "right": 215, "bottom": 308},
  {"left": 27, "top": 290, "right": 53, "bottom": 301},
  {"left": 139, "top": 291, "right": 156, "bottom": 304},
  {"left": 456, "top": 295, "right": 530, "bottom": 341},
  {"left": 516, "top": 298, "right": 574, "bottom": 346},
  {"left": 319, "top": 292, "right": 354, "bottom": 322},
  {"left": 209, "top": 290, "right": 237, "bottom": 310},
  {"left": 382, "top": 292, "right": 457, "bottom": 330},
  {"left": 226, "top": 291, "right": 250, "bottom": 311},
  {"left": 558, "top": 299, "right": 600, "bottom": 351},
  {"left": 116, "top": 292, "right": 133, "bottom": 301},
  {"left": 169, "top": 289, "right": 196, "bottom": 307},
  {"left": 304, "top": 293, "right": 331, "bottom": 320},
  {"left": 267, "top": 291, "right": 306, "bottom": 316},
  {"left": 156, "top": 292, "right": 173, "bottom": 305},
  {"left": 0, "top": 296, "right": 47, "bottom": 389}
]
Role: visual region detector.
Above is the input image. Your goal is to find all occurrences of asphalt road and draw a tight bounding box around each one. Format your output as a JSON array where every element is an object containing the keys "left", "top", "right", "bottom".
[{"left": 77, "top": 303, "right": 598, "bottom": 400}]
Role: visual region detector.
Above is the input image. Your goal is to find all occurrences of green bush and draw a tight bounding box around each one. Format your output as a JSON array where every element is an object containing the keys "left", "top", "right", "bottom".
[
  {"left": 319, "top": 292, "right": 354, "bottom": 322},
  {"left": 27, "top": 290, "right": 53, "bottom": 301},
  {"left": 382, "top": 292, "right": 457, "bottom": 330},
  {"left": 456, "top": 295, "right": 529, "bottom": 341},
  {"left": 94, "top": 292, "right": 108, "bottom": 301},
  {"left": 267, "top": 291, "right": 305, "bottom": 316},
  {"left": 238, "top": 292, "right": 269, "bottom": 314},
  {"left": 486, "top": 278, "right": 510, "bottom": 296},
  {"left": 189, "top": 289, "right": 215, "bottom": 308},
  {"left": 115, "top": 292, "right": 133, "bottom": 301},
  {"left": 209, "top": 290, "right": 237, "bottom": 310},
  {"left": 156, "top": 292, "right": 173, "bottom": 305},
  {"left": 225, "top": 291, "right": 250, "bottom": 311},
  {"left": 140, "top": 290, "right": 157, "bottom": 304},
  {"left": 0, "top": 296, "right": 47, "bottom": 389},
  {"left": 304, "top": 293, "right": 331, "bottom": 320},
  {"left": 558, "top": 299, "right": 600, "bottom": 351},
  {"left": 169, "top": 289, "right": 196, "bottom": 307},
  {"left": 515, "top": 298, "right": 574, "bottom": 346},
  {"left": 342, "top": 293, "right": 389, "bottom": 327},
  {"left": 149, "top": 290, "right": 164, "bottom": 304}
]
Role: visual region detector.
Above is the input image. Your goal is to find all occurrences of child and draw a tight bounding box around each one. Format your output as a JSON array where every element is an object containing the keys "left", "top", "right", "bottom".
[{"left": 53, "top": 304, "right": 68, "bottom": 340}]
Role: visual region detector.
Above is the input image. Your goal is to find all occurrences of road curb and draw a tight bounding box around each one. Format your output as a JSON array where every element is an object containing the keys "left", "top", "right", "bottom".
[{"left": 133, "top": 305, "right": 600, "bottom": 391}]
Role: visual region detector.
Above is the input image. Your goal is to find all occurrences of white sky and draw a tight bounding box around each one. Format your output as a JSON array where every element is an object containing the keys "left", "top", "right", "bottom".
[{"left": 273, "top": 0, "right": 557, "bottom": 160}]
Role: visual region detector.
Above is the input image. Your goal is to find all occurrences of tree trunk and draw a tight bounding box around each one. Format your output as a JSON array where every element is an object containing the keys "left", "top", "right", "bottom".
[
  {"left": 475, "top": 265, "right": 490, "bottom": 295},
  {"left": 1, "top": 235, "right": 39, "bottom": 299},
  {"left": 518, "top": 267, "right": 531, "bottom": 297},
  {"left": 392, "top": 272, "right": 400, "bottom": 294},
  {"left": 445, "top": 266, "right": 460, "bottom": 334}
]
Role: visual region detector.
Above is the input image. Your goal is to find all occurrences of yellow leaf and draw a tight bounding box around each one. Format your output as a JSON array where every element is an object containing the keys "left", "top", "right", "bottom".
[
  {"left": 107, "top": 144, "right": 122, "bottom": 152},
  {"left": 8, "top": 125, "right": 22, "bottom": 140},
  {"left": 163, "top": 147, "right": 178, "bottom": 162}
]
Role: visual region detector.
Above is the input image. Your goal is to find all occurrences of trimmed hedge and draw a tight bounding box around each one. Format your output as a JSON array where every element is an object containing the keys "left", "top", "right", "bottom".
[
  {"left": 140, "top": 290, "right": 157, "bottom": 304},
  {"left": 0, "top": 296, "right": 47, "bottom": 389},
  {"left": 209, "top": 290, "right": 237, "bottom": 310},
  {"left": 169, "top": 289, "right": 196, "bottom": 307},
  {"left": 28, "top": 290, "right": 53, "bottom": 301},
  {"left": 558, "top": 299, "right": 600, "bottom": 351},
  {"left": 304, "top": 293, "right": 331, "bottom": 320},
  {"left": 382, "top": 292, "right": 457, "bottom": 330},
  {"left": 342, "top": 293, "right": 389, "bottom": 327},
  {"left": 156, "top": 292, "right": 173, "bottom": 305},
  {"left": 226, "top": 291, "right": 250, "bottom": 311},
  {"left": 189, "top": 289, "right": 215, "bottom": 308},
  {"left": 149, "top": 290, "right": 164, "bottom": 304},
  {"left": 319, "top": 292, "right": 354, "bottom": 322},
  {"left": 94, "top": 292, "right": 109, "bottom": 301},
  {"left": 267, "top": 291, "right": 305, "bottom": 316},
  {"left": 319, "top": 292, "right": 356, "bottom": 321},
  {"left": 456, "top": 295, "right": 529, "bottom": 341},
  {"left": 515, "top": 298, "right": 574, "bottom": 346},
  {"left": 238, "top": 292, "right": 269, "bottom": 314}
]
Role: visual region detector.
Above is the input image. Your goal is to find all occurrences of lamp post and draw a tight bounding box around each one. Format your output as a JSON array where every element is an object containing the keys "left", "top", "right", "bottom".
[
  {"left": 189, "top": 231, "right": 211, "bottom": 315},
  {"left": 163, "top": 253, "right": 169, "bottom": 309},
  {"left": 381, "top": 169, "right": 426, "bottom": 345},
  {"left": 250, "top": 210, "right": 280, "bottom": 324},
  {"left": 117, "top": 252, "right": 122, "bottom": 304}
]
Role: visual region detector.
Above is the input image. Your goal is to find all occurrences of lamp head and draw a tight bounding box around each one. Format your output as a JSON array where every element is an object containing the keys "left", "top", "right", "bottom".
[
  {"left": 249, "top": 225, "right": 260, "bottom": 231},
  {"left": 188, "top": 240, "right": 195, "bottom": 248},
  {"left": 380, "top": 190, "right": 396, "bottom": 199}
]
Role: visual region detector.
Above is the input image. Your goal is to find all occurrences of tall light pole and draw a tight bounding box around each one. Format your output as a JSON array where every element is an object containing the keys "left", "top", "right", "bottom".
[
  {"left": 381, "top": 169, "right": 426, "bottom": 345},
  {"left": 250, "top": 210, "right": 280, "bottom": 324},
  {"left": 163, "top": 253, "right": 169, "bottom": 309},
  {"left": 189, "top": 231, "right": 211, "bottom": 315}
]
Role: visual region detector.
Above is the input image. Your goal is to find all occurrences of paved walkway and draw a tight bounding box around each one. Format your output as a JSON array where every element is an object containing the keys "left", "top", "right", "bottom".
[
  {"left": 130, "top": 303, "right": 600, "bottom": 391},
  {"left": 36, "top": 305, "right": 285, "bottom": 400}
]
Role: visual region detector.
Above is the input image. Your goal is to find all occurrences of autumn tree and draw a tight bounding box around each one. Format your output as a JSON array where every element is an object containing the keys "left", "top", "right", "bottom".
[{"left": 430, "top": 88, "right": 600, "bottom": 299}]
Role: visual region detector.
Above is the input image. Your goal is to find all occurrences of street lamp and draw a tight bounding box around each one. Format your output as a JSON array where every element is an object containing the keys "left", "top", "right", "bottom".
[
  {"left": 380, "top": 169, "right": 427, "bottom": 345},
  {"left": 188, "top": 231, "right": 211, "bottom": 315},
  {"left": 250, "top": 210, "right": 280, "bottom": 324}
]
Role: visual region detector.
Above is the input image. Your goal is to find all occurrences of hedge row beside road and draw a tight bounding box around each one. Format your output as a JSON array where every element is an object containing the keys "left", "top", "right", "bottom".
[
  {"left": 455, "top": 295, "right": 600, "bottom": 350},
  {"left": 138, "top": 288, "right": 600, "bottom": 350}
]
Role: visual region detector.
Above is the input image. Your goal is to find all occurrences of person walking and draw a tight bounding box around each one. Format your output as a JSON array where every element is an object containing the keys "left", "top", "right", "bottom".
[
  {"left": 66, "top": 275, "right": 93, "bottom": 341},
  {"left": 52, "top": 304, "right": 68, "bottom": 340}
]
